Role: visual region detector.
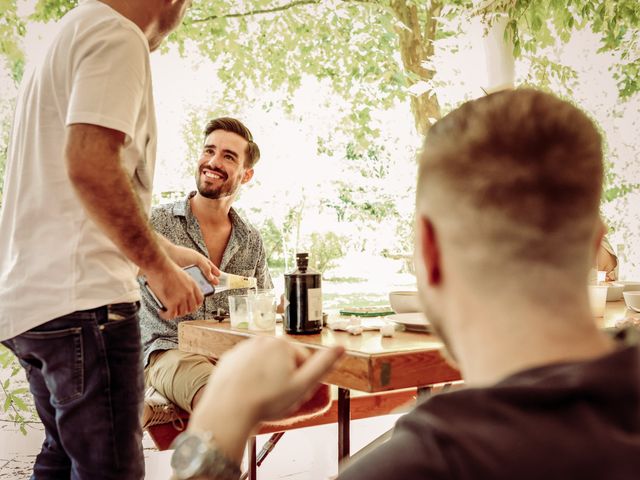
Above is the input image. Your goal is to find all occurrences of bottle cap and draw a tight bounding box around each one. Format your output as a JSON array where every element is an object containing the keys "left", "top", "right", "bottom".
[{"left": 296, "top": 252, "right": 309, "bottom": 268}]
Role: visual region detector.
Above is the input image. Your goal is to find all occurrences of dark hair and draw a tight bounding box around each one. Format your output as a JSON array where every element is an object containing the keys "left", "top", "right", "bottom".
[{"left": 203, "top": 117, "right": 261, "bottom": 168}]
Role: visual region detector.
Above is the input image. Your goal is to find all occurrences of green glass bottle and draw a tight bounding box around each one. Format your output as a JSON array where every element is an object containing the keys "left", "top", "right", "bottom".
[{"left": 284, "top": 253, "right": 322, "bottom": 334}]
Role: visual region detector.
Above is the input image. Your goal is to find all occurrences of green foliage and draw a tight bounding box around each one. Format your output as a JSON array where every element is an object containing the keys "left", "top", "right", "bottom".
[
  {"left": 31, "top": 0, "right": 78, "bottom": 21},
  {"left": 307, "top": 231, "right": 347, "bottom": 273},
  {"left": 480, "top": 0, "right": 640, "bottom": 99},
  {"left": 519, "top": 56, "right": 578, "bottom": 95},
  {"left": 322, "top": 143, "right": 403, "bottom": 236},
  {"left": 0, "top": 96, "right": 15, "bottom": 207},
  {"left": 176, "top": 0, "right": 411, "bottom": 146},
  {"left": 0, "top": 345, "right": 36, "bottom": 435},
  {"left": 0, "top": 158, "right": 4, "bottom": 207},
  {"left": 603, "top": 163, "right": 640, "bottom": 203},
  {"left": 0, "top": 0, "right": 26, "bottom": 83},
  {"left": 259, "top": 217, "right": 287, "bottom": 268},
  {"left": 4, "top": 0, "right": 639, "bottom": 136}
]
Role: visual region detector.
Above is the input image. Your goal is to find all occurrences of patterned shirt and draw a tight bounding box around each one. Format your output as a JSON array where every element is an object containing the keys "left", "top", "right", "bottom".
[{"left": 139, "top": 191, "right": 273, "bottom": 366}]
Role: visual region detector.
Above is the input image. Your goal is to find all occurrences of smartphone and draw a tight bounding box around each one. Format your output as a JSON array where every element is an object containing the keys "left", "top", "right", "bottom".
[{"left": 144, "top": 265, "right": 215, "bottom": 311}]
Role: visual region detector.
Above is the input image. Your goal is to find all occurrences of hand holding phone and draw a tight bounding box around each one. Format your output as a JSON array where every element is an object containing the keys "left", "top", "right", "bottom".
[{"left": 144, "top": 265, "right": 215, "bottom": 312}]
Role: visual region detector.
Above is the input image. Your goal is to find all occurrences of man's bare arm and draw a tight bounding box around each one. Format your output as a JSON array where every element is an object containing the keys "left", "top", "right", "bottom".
[
  {"left": 65, "top": 123, "right": 202, "bottom": 318},
  {"left": 66, "top": 124, "right": 165, "bottom": 270}
]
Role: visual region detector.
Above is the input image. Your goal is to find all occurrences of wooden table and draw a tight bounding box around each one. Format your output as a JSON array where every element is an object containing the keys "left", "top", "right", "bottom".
[
  {"left": 179, "top": 320, "right": 460, "bottom": 467},
  {"left": 599, "top": 299, "right": 637, "bottom": 328},
  {"left": 178, "top": 300, "right": 637, "bottom": 470}
]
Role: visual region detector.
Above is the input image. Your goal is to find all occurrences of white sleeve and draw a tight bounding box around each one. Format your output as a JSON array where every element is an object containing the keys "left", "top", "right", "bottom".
[{"left": 66, "top": 25, "right": 148, "bottom": 141}]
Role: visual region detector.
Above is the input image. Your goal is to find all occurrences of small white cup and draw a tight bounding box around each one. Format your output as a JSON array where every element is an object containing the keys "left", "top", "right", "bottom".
[
  {"left": 588, "top": 285, "right": 608, "bottom": 317},
  {"left": 228, "top": 294, "right": 250, "bottom": 329},
  {"left": 248, "top": 291, "right": 276, "bottom": 331}
]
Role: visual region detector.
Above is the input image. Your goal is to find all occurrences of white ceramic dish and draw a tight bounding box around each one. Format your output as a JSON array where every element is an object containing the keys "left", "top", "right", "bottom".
[
  {"left": 605, "top": 282, "right": 624, "bottom": 302},
  {"left": 619, "top": 281, "right": 640, "bottom": 292},
  {"left": 623, "top": 291, "right": 640, "bottom": 313},
  {"left": 389, "top": 291, "right": 421, "bottom": 314},
  {"left": 388, "top": 312, "right": 430, "bottom": 332}
]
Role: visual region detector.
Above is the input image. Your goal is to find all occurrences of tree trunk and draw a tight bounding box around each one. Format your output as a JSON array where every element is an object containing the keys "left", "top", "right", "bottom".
[
  {"left": 482, "top": 14, "right": 515, "bottom": 93},
  {"left": 390, "top": 0, "right": 443, "bottom": 136}
]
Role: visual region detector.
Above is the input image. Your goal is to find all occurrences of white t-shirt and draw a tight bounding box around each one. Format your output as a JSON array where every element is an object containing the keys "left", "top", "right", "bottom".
[{"left": 0, "top": 0, "right": 157, "bottom": 340}]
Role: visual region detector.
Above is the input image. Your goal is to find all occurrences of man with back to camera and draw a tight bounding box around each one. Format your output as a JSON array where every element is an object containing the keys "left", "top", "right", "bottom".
[
  {"left": 0, "top": 0, "right": 218, "bottom": 478},
  {"left": 170, "top": 89, "right": 640, "bottom": 480},
  {"left": 140, "top": 117, "right": 274, "bottom": 427}
]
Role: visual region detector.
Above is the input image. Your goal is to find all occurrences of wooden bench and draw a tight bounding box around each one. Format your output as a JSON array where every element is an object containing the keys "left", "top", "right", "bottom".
[{"left": 146, "top": 386, "right": 456, "bottom": 479}]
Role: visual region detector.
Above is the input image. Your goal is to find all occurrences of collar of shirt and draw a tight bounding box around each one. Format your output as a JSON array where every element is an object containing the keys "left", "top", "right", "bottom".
[{"left": 171, "top": 191, "right": 252, "bottom": 271}]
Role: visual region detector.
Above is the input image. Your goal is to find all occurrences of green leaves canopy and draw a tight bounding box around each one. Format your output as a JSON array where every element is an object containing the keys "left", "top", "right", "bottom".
[{"left": 5, "top": 0, "right": 637, "bottom": 135}]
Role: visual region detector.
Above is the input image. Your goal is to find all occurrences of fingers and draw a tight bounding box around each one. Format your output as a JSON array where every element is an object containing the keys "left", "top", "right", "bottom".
[
  {"left": 210, "top": 263, "right": 221, "bottom": 282},
  {"left": 157, "top": 279, "right": 203, "bottom": 320},
  {"left": 291, "top": 343, "right": 312, "bottom": 367},
  {"left": 289, "top": 346, "right": 344, "bottom": 395},
  {"left": 197, "top": 258, "right": 219, "bottom": 284}
]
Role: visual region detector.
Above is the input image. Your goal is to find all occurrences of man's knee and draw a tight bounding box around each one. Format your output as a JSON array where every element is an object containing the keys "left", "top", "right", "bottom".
[{"left": 145, "top": 349, "right": 214, "bottom": 412}]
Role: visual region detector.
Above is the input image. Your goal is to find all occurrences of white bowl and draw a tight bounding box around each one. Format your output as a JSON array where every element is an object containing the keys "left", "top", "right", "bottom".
[
  {"left": 389, "top": 291, "right": 421, "bottom": 314},
  {"left": 620, "top": 281, "right": 640, "bottom": 292},
  {"left": 623, "top": 291, "right": 640, "bottom": 313},
  {"left": 605, "top": 282, "right": 624, "bottom": 302}
]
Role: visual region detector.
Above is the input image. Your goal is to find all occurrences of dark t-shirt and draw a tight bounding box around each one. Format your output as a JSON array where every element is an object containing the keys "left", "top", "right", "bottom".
[{"left": 340, "top": 345, "right": 640, "bottom": 480}]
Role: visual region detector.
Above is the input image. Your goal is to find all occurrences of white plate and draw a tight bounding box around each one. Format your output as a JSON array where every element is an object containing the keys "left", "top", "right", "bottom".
[{"left": 388, "top": 312, "right": 431, "bottom": 332}]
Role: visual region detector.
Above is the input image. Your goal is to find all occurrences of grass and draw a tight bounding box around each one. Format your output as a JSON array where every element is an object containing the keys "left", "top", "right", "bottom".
[
  {"left": 322, "top": 276, "right": 367, "bottom": 283},
  {"left": 322, "top": 292, "right": 388, "bottom": 310}
]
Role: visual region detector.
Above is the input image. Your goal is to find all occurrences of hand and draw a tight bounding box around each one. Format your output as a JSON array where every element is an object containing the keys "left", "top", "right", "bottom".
[
  {"left": 144, "top": 259, "right": 204, "bottom": 320},
  {"left": 189, "top": 337, "right": 344, "bottom": 462},
  {"left": 166, "top": 244, "right": 220, "bottom": 285}
]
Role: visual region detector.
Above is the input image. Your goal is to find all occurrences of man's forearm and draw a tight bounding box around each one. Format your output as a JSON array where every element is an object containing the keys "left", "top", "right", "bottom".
[{"left": 66, "top": 124, "right": 168, "bottom": 273}]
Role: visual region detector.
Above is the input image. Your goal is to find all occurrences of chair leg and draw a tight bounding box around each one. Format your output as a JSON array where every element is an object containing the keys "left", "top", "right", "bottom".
[
  {"left": 256, "top": 432, "right": 286, "bottom": 467},
  {"left": 338, "top": 387, "right": 351, "bottom": 470},
  {"left": 239, "top": 432, "right": 285, "bottom": 480},
  {"left": 244, "top": 436, "right": 256, "bottom": 480}
]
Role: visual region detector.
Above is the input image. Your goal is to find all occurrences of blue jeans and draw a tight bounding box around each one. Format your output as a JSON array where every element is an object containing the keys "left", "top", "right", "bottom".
[{"left": 2, "top": 303, "right": 145, "bottom": 480}]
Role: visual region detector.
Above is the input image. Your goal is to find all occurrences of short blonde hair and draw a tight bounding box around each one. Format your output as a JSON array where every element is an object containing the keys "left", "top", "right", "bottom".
[{"left": 417, "top": 89, "right": 603, "bottom": 280}]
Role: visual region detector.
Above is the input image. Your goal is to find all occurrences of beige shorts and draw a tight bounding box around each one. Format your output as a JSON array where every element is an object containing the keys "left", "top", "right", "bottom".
[{"left": 145, "top": 349, "right": 216, "bottom": 413}]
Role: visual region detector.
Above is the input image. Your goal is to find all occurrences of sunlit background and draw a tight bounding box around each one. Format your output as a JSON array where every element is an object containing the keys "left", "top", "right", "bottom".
[
  {"left": 1, "top": 2, "right": 639, "bottom": 476},
  {"left": 1, "top": 1, "right": 639, "bottom": 311}
]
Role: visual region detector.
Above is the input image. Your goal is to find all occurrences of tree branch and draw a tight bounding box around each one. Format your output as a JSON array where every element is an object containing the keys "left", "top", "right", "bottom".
[
  {"left": 192, "top": 0, "right": 320, "bottom": 23},
  {"left": 192, "top": 0, "right": 380, "bottom": 23}
]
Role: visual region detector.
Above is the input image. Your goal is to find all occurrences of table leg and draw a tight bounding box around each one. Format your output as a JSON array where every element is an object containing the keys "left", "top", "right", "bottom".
[
  {"left": 338, "top": 387, "right": 351, "bottom": 468},
  {"left": 248, "top": 436, "right": 257, "bottom": 480},
  {"left": 417, "top": 386, "right": 432, "bottom": 400}
]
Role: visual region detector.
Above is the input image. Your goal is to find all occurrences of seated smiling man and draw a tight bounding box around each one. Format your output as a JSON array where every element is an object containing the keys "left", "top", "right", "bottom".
[
  {"left": 140, "top": 117, "right": 273, "bottom": 428},
  {"left": 172, "top": 89, "right": 640, "bottom": 480}
]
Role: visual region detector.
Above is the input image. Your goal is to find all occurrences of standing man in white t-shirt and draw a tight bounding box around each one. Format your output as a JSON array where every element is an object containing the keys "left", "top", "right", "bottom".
[{"left": 0, "top": 1, "right": 213, "bottom": 478}]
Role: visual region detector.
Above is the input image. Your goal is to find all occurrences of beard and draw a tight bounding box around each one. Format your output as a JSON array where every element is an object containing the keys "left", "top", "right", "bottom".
[{"left": 195, "top": 166, "right": 236, "bottom": 199}]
